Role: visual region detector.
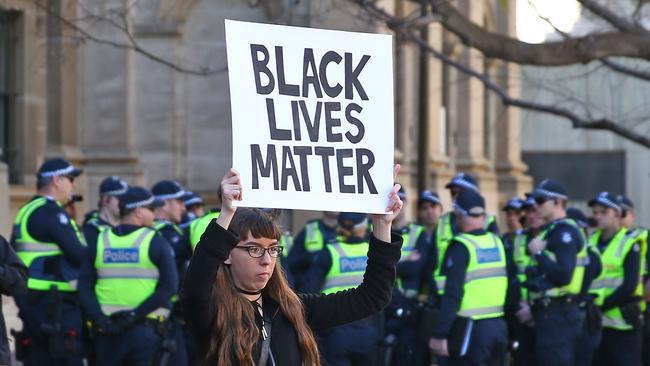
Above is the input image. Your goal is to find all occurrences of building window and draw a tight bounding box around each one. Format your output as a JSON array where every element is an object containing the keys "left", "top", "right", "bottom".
[
  {"left": 0, "top": 11, "right": 18, "bottom": 183},
  {"left": 522, "top": 151, "right": 626, "bottom": 201}
]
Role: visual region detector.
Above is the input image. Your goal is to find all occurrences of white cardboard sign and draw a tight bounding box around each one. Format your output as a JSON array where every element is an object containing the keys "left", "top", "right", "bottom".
[{"left": 225, "top": 19, "right": 394, "bottom": 213}]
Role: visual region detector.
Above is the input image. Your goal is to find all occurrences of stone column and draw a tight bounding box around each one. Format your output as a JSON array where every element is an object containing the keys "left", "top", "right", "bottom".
[
  {"left": 493, "top": 0, "right": 532, "bottom": 210},
  {"left": 447, "top": 0, "right": 499, "bottom": 214},
  {"left": 394, "top": 0, "right": 420, "bottom": 221},
  {"left": 78, "top": 0, "right": 143, "bottom": 209},
  {"left": 423, "top": 23, "right": 455, "bottom": 209}
]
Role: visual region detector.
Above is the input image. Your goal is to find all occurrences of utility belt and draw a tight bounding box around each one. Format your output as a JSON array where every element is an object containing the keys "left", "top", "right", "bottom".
[
  {"left": 530, "top": 295, "right": 579, "bottom": 311},
  {"left": 27, "top": 289, "right": 79, "bottom": 306},
  {"left": 143, "top": 317, "right": 169, "bottom": 329}
]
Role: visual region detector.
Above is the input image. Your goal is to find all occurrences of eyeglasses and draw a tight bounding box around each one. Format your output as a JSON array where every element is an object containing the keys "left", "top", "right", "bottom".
[
  {"left": 235, "top": 245, "right": 284, "bottom": 258},
  {"left": 64, "top": 175, "right": 75, "bottom": 183}
]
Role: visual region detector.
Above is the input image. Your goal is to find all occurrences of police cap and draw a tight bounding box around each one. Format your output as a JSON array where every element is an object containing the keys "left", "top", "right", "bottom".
[
  {"left": 151, "top": 180, "right": 186, "bottom": 201},
  {"left": 37, "top": 158, "right": 83, "bottom": 178},
  {"left": 119, "top": 186, "right": 164, "bottom": 211},
  {"left": 445, "top": 172, "right": 479, "bottom": 193},
  {"left": 99, "top": 176, "right": 129, "bottom": 196},
  {"left": 453, "top": 190, "right": 485, "bottom": 217}
]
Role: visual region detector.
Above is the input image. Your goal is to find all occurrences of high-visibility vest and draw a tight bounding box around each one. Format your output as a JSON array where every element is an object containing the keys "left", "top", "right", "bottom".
[
  {"left": 85, "top": 211, "right": 111, "bottom": 232},
  {"left": 280, "top": 232, "right": 294, "bottom": 258},
  {"left": 399, "top": 224, "right": 425, "bottom": 262},
  {"left": 512, "top": 230, "right": 531, "bottom": 300},
  {"left": 433, "top": 212, "right": 496, "bottom": 294},
  {"left": 153, "top": 220, "right": 184, "bottom": 237},
  {"left": 189, "top": 211, "right": 221, "bottom": 251},
  {"left": 95, "top": 227, "right": 170, "bottom": 320},
  {"left": 528, "top": 220, "right": 587, "bottom": 299},
  {"left": 14, "top": 197, "right": 85, "bottom": 292},
  {"left": 321, "top": 241, "right": 369, "bottom": 295},
  {"left": 396, "top": 224, "right": 425, "bottom": 296},
  {"left": 589, "top": 228, "right": 644, "bottom": 330},
  {"left": 455, "top": 233, "right": 507, "bottom": 320},
  {"left": 304, "top": 221, "right": 325, "bottom": 253}
]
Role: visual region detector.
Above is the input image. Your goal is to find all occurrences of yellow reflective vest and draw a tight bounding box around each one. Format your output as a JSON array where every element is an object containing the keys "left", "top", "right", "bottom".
[{"left": 589, "top": 228, "right": 644, "bottom": 330}]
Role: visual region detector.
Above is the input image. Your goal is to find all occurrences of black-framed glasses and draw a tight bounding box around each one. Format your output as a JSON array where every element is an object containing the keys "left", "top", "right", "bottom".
[{"left": 235, "top": 245, "right": 284, "bottom": 258}]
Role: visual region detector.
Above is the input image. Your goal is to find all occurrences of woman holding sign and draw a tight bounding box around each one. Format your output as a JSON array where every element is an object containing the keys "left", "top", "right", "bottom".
[{"left": 181, "top": 166, "right": 403, "bottom": 366}]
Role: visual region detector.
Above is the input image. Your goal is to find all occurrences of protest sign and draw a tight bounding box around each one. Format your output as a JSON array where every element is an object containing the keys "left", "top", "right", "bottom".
[{"left": 225, "top": 19, "right": 394, "bottom": 213}]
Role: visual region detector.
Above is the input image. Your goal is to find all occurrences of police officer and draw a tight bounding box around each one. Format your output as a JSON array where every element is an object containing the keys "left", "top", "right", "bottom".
[
  {"left": 188, "top": 207, "right": 221, "bottom": 252},
  {"left": 569, "top": 206, "right": 603, "bottom": 366},
  {"left": 77, "top": 186, "right": 178, "bottom": 366},
  {"left": 303, "top": 212, "right": 381, "bottom": 366},
  {"left": 151, "top": 180, "right": 190, "bottom": 269},
  {"left": 502, "top": 198, "right": 524, "bottom": 245},
  {"left": 428, "top": 189, "right": 508, "bottom": 366},
  {"left": 151, "top": 180, "right": 191, "bottom": 366},
  {"left": 589, "top": 192, "right": 643, "bottom": 366},
  {"left": 83, "top": 176, "right": 129, "bottom": 248},
  {"left": 523, "top": 179, "right": 586, "bottom": 366},
  {"left": 431, "top": 173, "right": 499, "bottom": 298},
  {"left": 509, "top": 197, "right": 542, "bottom": 366},
  {"left": 618, "top": 196, "right": 650, "bottom": 366},
  {"left": 385, "top": 187, "right": 429, "bottom": 366},
  {"left": 179, "top": 191, "right": 205, "bottom": 233},
  {"left": 417, "top": 190, "right": 442, "bottom": 239},
  {"left": 287, "top": 211, "right": 338, "bottom": 290},
  {"left": 12, "top": 158, "right": 87, "bottom": 365}
]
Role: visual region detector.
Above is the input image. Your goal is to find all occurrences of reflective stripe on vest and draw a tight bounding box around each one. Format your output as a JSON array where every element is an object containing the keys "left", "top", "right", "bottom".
[
  {"left": 396, "top": 224, "right": 425, "bottom": 296},
  {"left": 305, "top": 221, "right": 325, "bottom": 253},
  {"left": 433, "top": 213, "right": 496, "bottom": 295},
  {"left": 589, "top": 228, "right": 644, "bottom": 330},
  {"left": 455, "top": 233, "right": 507, "bottom": 319},
  {"left": 322, "top": 241, "right": 369, "bottom": 295},
  {"left": 95, "top": 228, "right": 166, "bottom": 319},
  {"left": 14, "top": 197, "right": 82, "bottom": 292},
  {"left": 400, "top": 224, "right": 424, "bottom": 261},
  {"left": 190, "top": 211, "right": 221, "bottom": 251}
]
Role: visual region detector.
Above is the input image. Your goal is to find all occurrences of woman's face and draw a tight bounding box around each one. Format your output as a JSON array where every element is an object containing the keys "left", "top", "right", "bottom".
[{"left": 226, "top": 232, "right": 279, "bottom": 293}]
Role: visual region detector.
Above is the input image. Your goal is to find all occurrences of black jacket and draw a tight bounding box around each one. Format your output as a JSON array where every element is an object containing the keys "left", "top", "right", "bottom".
[
  {"left": 0, "top": 235, "right": 28, "bottom": 364},
  {"left": 181, "top": 220, "right": 402, "bottom": 365}
]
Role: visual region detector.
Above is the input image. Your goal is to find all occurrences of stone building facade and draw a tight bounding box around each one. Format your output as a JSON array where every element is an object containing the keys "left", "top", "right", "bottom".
[{"left": 0, "top": 0, "right": 531, "bottom": 235}]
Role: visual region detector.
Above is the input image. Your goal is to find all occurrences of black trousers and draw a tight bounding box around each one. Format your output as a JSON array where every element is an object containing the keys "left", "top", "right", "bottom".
[
  {"left": 595, "top": 327, "right": 642, "bottom": 366},
  {"left": 532, "top": 301, "right": 583, "bottom": 366},
  {"left": 446, "top": 317, "right": 507, "bottom": 366},
  {"left": 511, "top": 323, "right": 535, "bottom": 366}
]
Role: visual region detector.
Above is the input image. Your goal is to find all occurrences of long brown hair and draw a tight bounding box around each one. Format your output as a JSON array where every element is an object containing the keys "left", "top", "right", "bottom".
[{"left": 202, "top": 208, "right": 321, "bottom": 366}]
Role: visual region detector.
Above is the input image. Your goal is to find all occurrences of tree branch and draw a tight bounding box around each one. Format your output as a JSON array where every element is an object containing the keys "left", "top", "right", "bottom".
[
  {"left": 576, "top": 0, "right": 646, "bottom": 33},
  {"left": 34, "top": 0, "right": 226, "bottom": 76},
  {"left": 529, "top": 0, "right": 650, "bottom": 82},
  {"left": 352, "top": 0, "right": 650, "bottom": 148},
  {"left": 426, "top": 0, "right": 650, "bottom": 66}
]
